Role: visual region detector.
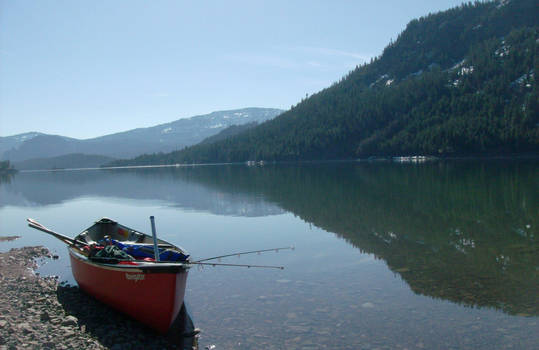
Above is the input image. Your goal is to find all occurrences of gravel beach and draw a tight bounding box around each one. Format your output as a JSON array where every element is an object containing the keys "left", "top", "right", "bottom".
[{"left": 0, "top": 245, "right": 198, "bottom": 350}]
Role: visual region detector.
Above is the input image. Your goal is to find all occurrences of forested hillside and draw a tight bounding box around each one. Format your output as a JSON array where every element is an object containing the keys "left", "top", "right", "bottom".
[
  {"left": 198, "top": 122, "right": 260, "bottom": 145},
  {"left": 111, "top": 0, "right": 538, "bottom": 166}
]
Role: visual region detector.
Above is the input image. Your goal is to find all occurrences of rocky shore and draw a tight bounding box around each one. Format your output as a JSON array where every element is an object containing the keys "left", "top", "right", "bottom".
[{"left": 0, "top": 246, "right": 197, "bottom": 350}]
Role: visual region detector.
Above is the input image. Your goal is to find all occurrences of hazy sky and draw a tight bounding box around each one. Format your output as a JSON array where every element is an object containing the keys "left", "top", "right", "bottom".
[{"left": 1, "top": 0, "right": 465, "bottom": 139}]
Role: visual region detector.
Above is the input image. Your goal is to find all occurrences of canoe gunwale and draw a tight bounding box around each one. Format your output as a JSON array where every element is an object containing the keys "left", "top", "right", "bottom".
[{"left": 69, "top": 248, "right": 191, "bottom": 274}]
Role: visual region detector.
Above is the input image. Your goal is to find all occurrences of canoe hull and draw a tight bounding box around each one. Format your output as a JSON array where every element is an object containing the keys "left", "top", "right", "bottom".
[{"left": 69, "top": 249, "right": 188, "bottom": 334}]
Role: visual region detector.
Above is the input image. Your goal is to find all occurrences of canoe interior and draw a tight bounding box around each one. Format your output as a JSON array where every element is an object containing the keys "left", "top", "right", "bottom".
[{"left": 73, "top": 217, "right": 189, "bottom": 261}]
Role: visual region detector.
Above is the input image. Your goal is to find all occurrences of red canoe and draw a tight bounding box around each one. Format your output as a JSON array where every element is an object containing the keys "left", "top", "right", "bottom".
[
  {"left": 28, "top": 217, "right": 286, "bottom": 334},
  {"left": 67, "top": 218, "right": 190, "bottom": 334}
]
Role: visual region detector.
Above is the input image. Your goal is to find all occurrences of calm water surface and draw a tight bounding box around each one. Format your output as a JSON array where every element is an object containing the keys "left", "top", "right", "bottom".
[{"left": 0, "top": 161, "right": 537, "bottom": 349}]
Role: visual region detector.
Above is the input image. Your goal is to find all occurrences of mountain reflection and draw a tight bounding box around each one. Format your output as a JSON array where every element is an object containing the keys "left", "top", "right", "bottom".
[
  {"left": 166, "top": 162, "right": 538, "bottom": 316},
  {"left": 2, "top": 161, "right": 537, "bottom": 316},
  {"left": 0, "top": 168, "right": 284, "bottom": 217}
]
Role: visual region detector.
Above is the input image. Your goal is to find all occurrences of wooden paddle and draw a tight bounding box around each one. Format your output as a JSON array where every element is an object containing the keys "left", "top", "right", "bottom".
[{"left": 27, "top": 218, "right": 87, "bottom": 246}]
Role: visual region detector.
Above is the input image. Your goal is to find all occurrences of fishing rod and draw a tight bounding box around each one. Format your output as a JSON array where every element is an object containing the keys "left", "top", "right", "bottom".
[
  {"left": 194, "top": 246, "right": 294, "bottom": 263},
  {"left": 189, "top": 261, "right": 284, "bottom": 270},
  {"left": 139, "top": 260, "right": 284, "bottom": 270}
]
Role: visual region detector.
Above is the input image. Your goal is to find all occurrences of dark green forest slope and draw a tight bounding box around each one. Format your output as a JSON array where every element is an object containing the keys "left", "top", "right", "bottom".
[{"left": 113, "top": 0, "right": 538, "bottom": 166}]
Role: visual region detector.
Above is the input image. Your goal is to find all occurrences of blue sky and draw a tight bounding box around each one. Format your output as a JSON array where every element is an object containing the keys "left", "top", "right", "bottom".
[{"left": 1, "top": 0, "right": 465, "bottom": 139}]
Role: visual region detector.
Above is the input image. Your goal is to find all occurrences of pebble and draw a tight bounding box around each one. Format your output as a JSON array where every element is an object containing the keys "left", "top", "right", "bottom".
[
  {"left": 40, "top": 311, "right": 50, "bottom": 322},
  {"left": 61, "top": 315, "right": 78, "bottom": 327}
]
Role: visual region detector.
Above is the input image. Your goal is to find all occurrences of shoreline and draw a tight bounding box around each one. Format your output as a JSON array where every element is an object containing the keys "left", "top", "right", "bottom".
[
  {"left": 0, "top": 246, "right": 196, "bottom": 350},
  {"left": 14, "top": 155, "right": 539, "bottom": 173}
]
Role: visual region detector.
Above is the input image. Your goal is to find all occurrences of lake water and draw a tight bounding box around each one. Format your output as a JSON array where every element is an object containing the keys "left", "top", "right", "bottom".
[{"left": 0, "top": 161, "right": 537, "bottom": 349}]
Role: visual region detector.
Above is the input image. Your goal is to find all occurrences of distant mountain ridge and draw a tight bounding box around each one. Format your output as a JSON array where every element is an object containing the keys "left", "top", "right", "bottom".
[
  {"left": 110, "top": 0, "right": 538, "bottom": 166},
  {"left": 0, "top": 132, "right": 46, "bottom": 156},
  {"left": 0, "top": 108, "right": 283, "bottom": 162}
]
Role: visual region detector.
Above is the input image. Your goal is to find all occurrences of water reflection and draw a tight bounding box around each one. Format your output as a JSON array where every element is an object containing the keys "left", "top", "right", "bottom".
[
  {"left": 0, "top": 171, "right": 15, "bottom": 185},
  {"left": 0, "top": 168, "right": 283, "bottom": 217},
  {"left": 151, "top": 162, "right": 538, "bottom": 317},
  {"left": 1, "top": 162, "right": 537, "bottom": 317}
]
